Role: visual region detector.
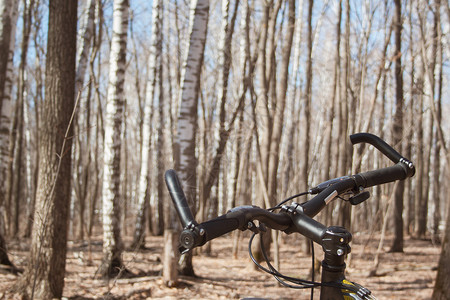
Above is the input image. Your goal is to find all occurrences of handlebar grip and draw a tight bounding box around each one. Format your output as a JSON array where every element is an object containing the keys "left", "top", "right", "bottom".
[
  {"left": 350, "top": 133, "right": 403, "bottom": 164},
  {"left": 350, "top": 133, "right": 415, "bottom": 177},
  {"left": 165, "top": 169, "right": 196, "bottom": 228},
  {"left": 200, "top": 216, "right": 240, "bottom": 243},
  {"left": 355, "top": 163, "right": 408, "bottom": 188}
]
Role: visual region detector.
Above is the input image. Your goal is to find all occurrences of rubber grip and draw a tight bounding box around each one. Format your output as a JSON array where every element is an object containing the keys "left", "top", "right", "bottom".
[
  {"left": 200, "top": 216, "right": 240, "bottom": 243},
  {"left": 165, "top": 169, "right": 196, "bottom": 228},
  {"left": 350, "top": 133, "right": 403, "bottom": 164},
  {"left": 356, "top": 164, "right": 407, "bottom": 188}
]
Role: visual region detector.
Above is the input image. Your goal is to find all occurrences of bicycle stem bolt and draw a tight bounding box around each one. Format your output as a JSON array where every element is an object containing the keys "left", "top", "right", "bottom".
[{"left": 337, "top": 249, "right": 344, "bottom": 256}]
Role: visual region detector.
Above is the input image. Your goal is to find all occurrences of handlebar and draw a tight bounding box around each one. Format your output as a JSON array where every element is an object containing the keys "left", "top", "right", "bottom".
[
  {"left": 350, "top": 133, "right": 408, "bottom": 165},
  {"left": 166, "top": 133, "right": 415, "bottom": 253},
  {"left": 350, "top": 132, "right": 415, "bottom": 182},
  {"left": 165, "top": 169, "right": 197, "bottom": 229},
  {"left": 165, "top": 170, "right": 293, "bottom": 252}
]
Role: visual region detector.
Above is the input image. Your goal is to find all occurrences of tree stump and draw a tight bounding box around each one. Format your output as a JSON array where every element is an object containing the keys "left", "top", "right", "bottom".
[{"left": 163, "top": 229, "right": 179, "bottom": 287}]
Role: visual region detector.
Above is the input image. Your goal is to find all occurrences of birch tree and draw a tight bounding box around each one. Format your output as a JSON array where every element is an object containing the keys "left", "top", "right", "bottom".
[
  {"left": 9, "top": 0, "right": 35, "bottom": 237},
  {"left": 0, "top": 0, "right": 18, "bottom": 272},
  {"left": 167, "top": 0, "right": 209, "bottom": 281},
  {"left": 431, "top": 0, "right": 443, "bottom": 241},
  {"left": 86, "top": 0, "right": 104, "bottom": 239},
  {"left": 75, "top": 0, "right": 96, "bottom": 97},
  {"left": 15, "top": 0, "right": 77, "bottom": 297},
  {"left": 132, "top": 0, "right": 162, "bottom": 249},
  {"left": 0, "top": 0, "right": 16, "bottom": 116},
  {"left": 72, "top": 0, "right": 96, "bottom": 241},
  {"left": 24, "top": 1, "right": 43, "bottom": 238},
  {"left": 0, "top": 0, "right": 18, "bottom": 230},
  {"left": 99, "top": 0, "right": 129, "bottom": 278}
]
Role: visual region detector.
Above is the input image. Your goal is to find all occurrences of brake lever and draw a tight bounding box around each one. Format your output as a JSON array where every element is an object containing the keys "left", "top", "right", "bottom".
[{"left": 349, "top": 191, "right": 370, "bottom": 205}]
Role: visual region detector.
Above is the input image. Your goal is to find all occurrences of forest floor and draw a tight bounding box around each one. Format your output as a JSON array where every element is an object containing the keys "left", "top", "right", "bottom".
[{"left": 0, "top": 231, "right": 440, "bottom": 300}]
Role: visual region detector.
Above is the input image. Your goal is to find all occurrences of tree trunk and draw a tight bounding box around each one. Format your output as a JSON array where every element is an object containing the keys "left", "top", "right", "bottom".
[
  {"left": 4, "top": 0, "right": 25, "bottom": 233},
  {"left": 15, "top": 0, "right": 77, "bottom": 297},
  {"left": 337, "top": 0, "right": 353, "bottom": 230},
  {"left": 155, "top": 0, "right": 165, "bottom": 236},
  {"left": 0, "top": 0, "right": 19, "bottom": 244},
  {"left": 431, "top": 0, "right": 442, "bottom": 242},
  {"left": 0, "top": 0, "right": 17, "bottom": 116},
  {"left": 87, "top": 1, "right": 103, "bottom": 238},
  {"left": 414, "top": 66, "right": 425, "bottom": 237},
  {"left": 23, "top": 89, "right": 37, "bottom": 239},
  {"left": 283, "top": 0, "right": 303, "bottom": 200},
  {"left": 11, "top": 81, "right": 23, "bottom": 237},
  {"left": 99, "top": 0, "right": 128, "bottom": 278},
  {"left": 170, "top": 0, "right": 209, "bottom": 280},
  {"left": 12, "top": 0, "right": 35, "bottom": 237},
  {"left": 430, "top": 1, "right": 450, "bottom": 295},
  {"left": 132, "top": 0, "right": 161, "bottom": 249},
  {"left": 75, "top": 0, "right": 95, "bottom": 96},
  {"left": 390, "top": 0, "right": 405, "bottom": 253},
  {"left": 298, "top": 0, "right": 313, "bottom": 253},
  {"left": 415, "top": 0, "right": 438, "bottom": 239},
  {"left": 432, "top": 190, "right": 450, "bottom": 299},
  {"left": 338, "top": 0, "right": 350, "bottom": 180},
  {"left": 24, "top": 5, "right": 43, "bottom": 238},
  {"left": 405, "top": 0, "right": 415, "bottom": 235},
  {"left": 0, "top": 1, "right": 18, "bottom": 233},
  {"left": 162, "top": 229, "right": 178, "bottom": 287},
  {"left": 72, "top": 0, "right": 96, "bottom": 242},
  {"left": 267, "top": 0, "right": 295, "bottom": 206}
]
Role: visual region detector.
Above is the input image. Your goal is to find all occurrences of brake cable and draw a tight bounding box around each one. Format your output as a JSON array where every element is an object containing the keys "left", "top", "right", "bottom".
[
  {"left": 267, "top": 191, "right": 310, "bottom": 211},
  {"left": 248, "top": 192, "right": 373, "bottom": 300}
]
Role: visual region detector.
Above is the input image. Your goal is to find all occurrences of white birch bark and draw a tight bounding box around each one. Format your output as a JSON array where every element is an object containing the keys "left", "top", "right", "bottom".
[
  {"left": 23, "top": 96, "right": 34, "bottom": 223},
  {"left": 75, "top": 0, "right": 96, "bottom": 97},
  {"left": 0, "top": 0, "right": 13, "bottom": 116},
  {"left": 0, "top": 0, "right": 18, "bottom": 232},
  {"left": 75, "top": 0, "right": 96, "bottom": 95},
  {"left": 133, "top": 0, "right": 162, "bottom": 248},
  {"left": 167, "top": 0, "right": 209, "bottom": 281},
  {"left": 100, "top": 0, "right": 128, "bottom": 277},
  {"left": 175, "top": 0, "right": 209, "bottom": 212},
  {"left": 72, "top": 0, "right": 96, "bottom": 220}
]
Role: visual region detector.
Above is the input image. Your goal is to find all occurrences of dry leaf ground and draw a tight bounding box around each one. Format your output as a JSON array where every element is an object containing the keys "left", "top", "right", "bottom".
[{"left": 0, "top": 231, "right": 440, "bottom": 299}]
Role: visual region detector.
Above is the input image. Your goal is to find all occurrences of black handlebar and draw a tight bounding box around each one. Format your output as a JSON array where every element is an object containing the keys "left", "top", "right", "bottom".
[
  {"left": 166, "top": 133, "right": 415, "bottom": 253},
  {"left": 350, "top": 133, "right": 415, "bottom": 176},
  {"left": 350, "top": 133, "right": 415, "bottom": 189},
  {"left": 354, "top": 163, "right": 409, "bottom": 188},
  {"left": 350, "top": 133, "right": 402, "bottom": 164},
  {"left": 165, "top": 170, "right": 293, "bottom": 252},
  {"left": 165, "top": 169, "right": 197, "bottom": 229}
]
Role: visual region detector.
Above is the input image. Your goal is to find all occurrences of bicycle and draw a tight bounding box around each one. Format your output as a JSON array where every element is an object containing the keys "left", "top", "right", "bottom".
[{"left": 165, "top": 133, "right": 415, "bottom": 300}]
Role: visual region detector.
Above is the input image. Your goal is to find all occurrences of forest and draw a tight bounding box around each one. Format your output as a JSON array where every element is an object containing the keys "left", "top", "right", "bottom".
[{"left": 0, "top": 0, "right": 449, "bottom": 299}]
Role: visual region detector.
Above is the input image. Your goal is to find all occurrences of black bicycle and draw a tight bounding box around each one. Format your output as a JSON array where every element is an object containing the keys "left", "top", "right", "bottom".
[{"left": 165, "top": 133, "right": 415, "bottom": 300}]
